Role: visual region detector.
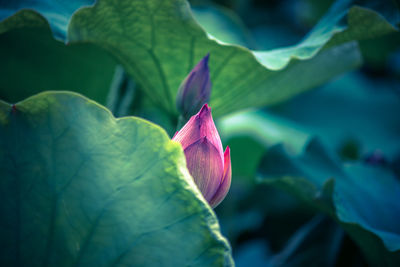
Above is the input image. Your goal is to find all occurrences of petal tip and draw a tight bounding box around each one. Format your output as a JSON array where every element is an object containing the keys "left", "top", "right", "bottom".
[
  {"left": 203, "top": 53, "right": 210, "bottom": 64},
  {"left": 224, "top": 146, "right": 230, "bottom": 155},
  {"left": 198, "top": 103, "right": 211, "bottom": 117},
  {"left": 194, "top": 53, "right": 210, "bottom": 72}
]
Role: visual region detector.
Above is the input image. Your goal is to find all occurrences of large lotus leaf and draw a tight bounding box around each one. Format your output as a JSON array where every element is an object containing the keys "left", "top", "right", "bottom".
[
  {"left": 0, "top": 92, "right": 233, "bottom": 266},
  {"left": 65, "top": 0, "right": 363, "bottom": 116},
  {"left": 1, "top": 0, "right": 397, "bottom": 117},
  {"left": 257, "top": 138, "right": 400, "bottom": 266},
  {"left": 0, "top": 27, "right": 117, "bottom": 104}
]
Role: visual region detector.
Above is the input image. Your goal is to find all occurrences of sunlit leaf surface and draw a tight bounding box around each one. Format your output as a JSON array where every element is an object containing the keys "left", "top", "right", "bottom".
[{"left": 0, "top": 92, "right": 233, "bottom": 266}]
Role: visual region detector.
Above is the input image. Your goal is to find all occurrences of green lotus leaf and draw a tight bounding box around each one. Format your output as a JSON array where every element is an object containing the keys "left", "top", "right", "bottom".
[{"left": 0, "top": 91, "right": 233, "bottom": 266}]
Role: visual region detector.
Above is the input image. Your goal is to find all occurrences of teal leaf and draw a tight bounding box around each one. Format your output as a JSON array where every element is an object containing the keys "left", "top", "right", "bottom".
[
  {"left": 257, "top": 138, "right": 400, "bottom": 266},
  {"left": 1, "top": 0, "right": 396, "bottom": 117},
  {"left": 0, "top": 92, "right": 233, "bottom": 266},
  {"left": 268, "top": 72, "right": 400, "bottom": 158},
  {"left": 254, "top": 3, "right": 398, "bottom": 70},
  {"left": 335, "top": 164, "right": 400, "bottom": 252}
]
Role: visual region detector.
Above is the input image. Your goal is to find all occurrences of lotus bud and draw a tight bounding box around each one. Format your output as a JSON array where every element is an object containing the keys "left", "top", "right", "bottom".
[
  {"left": 176, "top": 54, "right": 211, "bottom": 118},
  {"left": 173, "top": 104, "right": 231, "bottom": 208}
]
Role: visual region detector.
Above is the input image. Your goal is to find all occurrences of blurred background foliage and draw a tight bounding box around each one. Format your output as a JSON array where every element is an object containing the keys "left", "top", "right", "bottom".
[
  {"left": 190, "top": 0, "right": 400, "bottom": 266},
  {"left": 1, "top": 0, "right": 400, "bottom": 266}
]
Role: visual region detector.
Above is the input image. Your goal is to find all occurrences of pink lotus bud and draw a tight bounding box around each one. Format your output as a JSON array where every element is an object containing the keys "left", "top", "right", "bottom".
[
  {"left": 176, "top": 54, "right": 211, "bottom": 118},
  {"left": 173, "top": 104, "right": 231, "bottom": 208}
]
